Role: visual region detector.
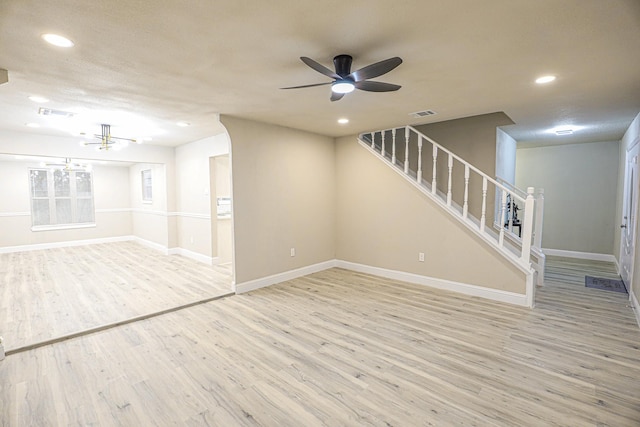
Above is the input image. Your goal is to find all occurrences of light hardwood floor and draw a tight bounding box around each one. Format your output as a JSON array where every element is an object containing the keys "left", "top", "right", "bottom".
[
  {"left": 0, "top": 241, "right": 232, "bottom": 351},
  {"left": 1, "top": 257, "right": 639, "bottom": 425}
]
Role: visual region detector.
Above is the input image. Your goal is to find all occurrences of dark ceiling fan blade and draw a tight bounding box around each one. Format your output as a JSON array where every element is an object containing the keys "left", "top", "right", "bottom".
[
  {"left": 330, "top": 92, "right": 345, "bottom": 102},
  {"left": 349, "top": 57, "right": 402, "bottom": 82},
  {"left": 281, "top": 82, "right": 332, "bottom": 90},
  {"left": 300, "top": 57, "right": 340, "bottom": 80},
  {"left": 355, "top": 80, "right": 401, "bottom": 92}
]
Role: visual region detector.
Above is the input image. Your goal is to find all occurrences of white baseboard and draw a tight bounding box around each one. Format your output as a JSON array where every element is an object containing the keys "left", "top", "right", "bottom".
[
  {"left": 0, "top": 236, "right": 134, "bottom": 254},
  {"left": 235, "top": 258, "right": 530, "bottom": 307},
  {"left": 336, "top": 260, "right": 530, "bottom": 307},
  {"left": 235, "top": 260, "right": 338, "bottom": 294},
  {"left": 167, "top": 247, "right": 216, "bottom": 265},
  {"left": 0, "top": 235, "right": 220, "bottom": 267},
  {"left": 132, "top": 236, "right": 169, "bottom": 254},
  {"left": 542, "top": 248, "right": 617, "bottom": 264},
  {"left": 630, "top": 290, "right": 640, "bottom": 329}
]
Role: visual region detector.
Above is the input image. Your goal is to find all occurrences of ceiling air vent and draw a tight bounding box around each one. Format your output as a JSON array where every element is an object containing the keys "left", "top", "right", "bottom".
[
  {"left": 38, "top": 107, "right": 75, "bottom": 118},
  {"left": 409, "top": 110, "right": 437, "bottom": 119}
]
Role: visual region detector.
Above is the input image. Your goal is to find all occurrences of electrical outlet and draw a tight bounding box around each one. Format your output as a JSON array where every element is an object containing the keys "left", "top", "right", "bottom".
[
  {"left": 419, "top": 252, "right": 425, "bottom": 262},
  {"left": 190, "top": 236, "right": 194, "bottom": 244},
  {"left": 290, "top": 248, "right": 296, "bottom": 257}
]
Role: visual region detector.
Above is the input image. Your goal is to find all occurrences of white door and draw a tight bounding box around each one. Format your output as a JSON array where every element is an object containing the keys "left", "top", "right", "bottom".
[{"left": 620, "top": 141, "right": 639, "bottom": 286}]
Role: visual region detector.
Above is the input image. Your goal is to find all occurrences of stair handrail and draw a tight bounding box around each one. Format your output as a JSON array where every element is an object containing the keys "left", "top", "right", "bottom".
[
  {"left": 496, "top": 177, "right": 527, "bottom": 199},
  {"left": 360, "top": 126, "right": 536, "bottom": 267},
  {"left": 363, "top": 126, "right": 528, "bottom": 205}
]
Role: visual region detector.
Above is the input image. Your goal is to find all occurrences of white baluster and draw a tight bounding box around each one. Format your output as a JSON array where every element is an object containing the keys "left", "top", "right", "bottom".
[
  {"left": 446, "top": 154, "right": 453, "bottom": 206},
  {"left": 371, "top": 131, "right": 375, "bottom": 148},
  {"left": 508, "top": 194, "right": 514, "bottom": 233},
  {"left": 404, "top": 127, "right": 409, "bottom": 174},
  {"left": 463, "top": 165, "right": 470, "bottom": 218},
  {"left": 480, "top": 177, "right": 487, "bottom": 232},
  {"left": 381, "top": 131, "right": 386, "bottom": 157},
  {"left": 416, "top": 136, "right": 423, "bottom": 184},
  {"left": 533, "top": 188, "right": 544, "bottom": 249},
  {"left": 520, "top": 187, "right": 535, "bottom": 263},
  {"left": 431, "top": 145, "right": 438, "bottom": 195},
  {"left": 498, "top": 189, "right": 507, "bottom": 246},
  {"left": 391, "top": 128, "right": 397, "bottom": 164}
]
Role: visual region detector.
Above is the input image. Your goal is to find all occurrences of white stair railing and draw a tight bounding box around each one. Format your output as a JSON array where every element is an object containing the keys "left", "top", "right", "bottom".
[{"left": 359, "top": 126, "right": 540, "bottom": 272}]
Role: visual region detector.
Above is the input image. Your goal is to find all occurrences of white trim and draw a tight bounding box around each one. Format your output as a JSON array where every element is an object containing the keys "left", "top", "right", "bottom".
[
  {"left": 31, "top": 223, "right": 96, "bottom": 232},
  {"left": 132, "top": 236, "right": 169, "bottom": 254},
  {"left": 0, "top": 211, "right": 30, "bottom": 217},
  {"left": 95, "top": 208, "right": 131, "bottom": 214},
  {"left": 170, "top": 212, "right": 211, "bottom": 220},
  {"left": 235, "top": 260, "right": 338, "bottom": 294},
  {"left": 542, "top": 248, "right": 617, "bottom": 263},
  {"left": 131, "top": 208, "right": 168, "bottom": 217},
  {"left": 0, "top": 236, "right": 134, "bottom": 254},
  {"left": 614, "top": 257, "right": 621, "bottom": 275},
  {"left": 129, "top": 209, "right": 212, "bottom": 220},
  {"left": 235, "top": 258, "right": 530, "bottom": 307},
  {"left": 337, "top": 260, "right": 531, "bottom": 307},
  {"left": 167, "top": 247, "right": 217, "bottom": 265},
  {"left": 630, "top": 290, "right": 640, "bottom": 329}
]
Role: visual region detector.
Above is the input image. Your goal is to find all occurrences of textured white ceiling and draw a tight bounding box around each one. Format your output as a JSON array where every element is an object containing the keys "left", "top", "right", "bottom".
[{"left": 0, "top": 0, "right": 638, "bottom": 147}]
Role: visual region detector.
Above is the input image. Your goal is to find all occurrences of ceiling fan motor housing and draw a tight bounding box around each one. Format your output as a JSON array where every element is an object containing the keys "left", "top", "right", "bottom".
[{"left": 333, "top": 55, "right": 353, "bottom": 78}]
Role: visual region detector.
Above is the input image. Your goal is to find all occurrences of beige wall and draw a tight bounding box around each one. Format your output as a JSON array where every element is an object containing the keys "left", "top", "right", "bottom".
[
  {"left": 414, "top": 112, "right": 515, "bottom": 223},
  {"left": 516, "top": 141, "right": 620, "bottom": 254},
  {"left": 335, "top": 135, "right": 526, "bottom": 293},
  {"left": 211, "top": 155, "right": 232, "bottom": 263},
  {"left": 0, "top": 160, "right": 132, "bottom": 247},
  {"left": 129, "top": 163, "right": 169, "bottom": 247},
  {"left": 496, "top": 128, "right": 517, "bottom": 184},
  {"left": 221, "top": 116, "right": 335, "bottom": 285},
  {"left": 175, "top": 134, "right": 229, "bottom": 257}
]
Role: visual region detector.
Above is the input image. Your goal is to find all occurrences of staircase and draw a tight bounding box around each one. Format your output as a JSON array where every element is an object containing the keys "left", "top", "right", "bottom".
[{"left": 358, "top": 126, "right": 545, "bottom": 297}]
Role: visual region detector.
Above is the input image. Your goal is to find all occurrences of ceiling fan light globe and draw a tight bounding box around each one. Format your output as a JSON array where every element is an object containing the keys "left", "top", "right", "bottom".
[{"left": 332, "top": 81, "right": 355, "bottom": 94}]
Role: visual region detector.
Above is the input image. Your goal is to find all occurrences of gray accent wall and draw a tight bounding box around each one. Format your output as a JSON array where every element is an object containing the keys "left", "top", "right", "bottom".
[{"left": 516, "top": 141, "right": 620, "bottom": 255}]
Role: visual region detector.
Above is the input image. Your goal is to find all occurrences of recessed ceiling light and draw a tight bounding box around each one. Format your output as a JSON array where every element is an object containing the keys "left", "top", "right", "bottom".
[
  {"left": 549, "top": 125, "right": 576, "bottom": 135},
  {"left": 41, "top": 33, "right": 74, "bottom": 48},
  {"left": 25, "top": 122, "right": 40, "bottom": 128},
  {"left": 338, "top": 118, "right": 349, "bottom": 124},
  {"left": 535, "top": 75, "right": 556, "bottom": 84},
  {"left": 29, "top": 96, "right": 49, "bottom": 103},
  {"left": 176, "top": 121, "right": 190, "bottom": 127}
]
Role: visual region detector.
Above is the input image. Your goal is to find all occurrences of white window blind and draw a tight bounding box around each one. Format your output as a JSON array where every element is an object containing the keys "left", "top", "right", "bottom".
[
  {"left": 29, "top": 169, "right": 95, "bottom": 229},
  {"left": 141, "top": 169, "right": 152, "bottom": 202}
]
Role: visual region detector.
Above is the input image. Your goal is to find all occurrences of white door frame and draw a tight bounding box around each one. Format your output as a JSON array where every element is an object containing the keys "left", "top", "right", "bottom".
[{"left": 620, "top": 138, "right": 640, "bottom": 287}]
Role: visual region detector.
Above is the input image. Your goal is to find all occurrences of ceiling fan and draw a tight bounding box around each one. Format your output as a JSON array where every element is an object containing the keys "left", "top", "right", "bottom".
[
  {"left": 83, "top": 124, "right": 139, "bottom": 151},
  {"left": 281, "top": 54, "right": 403, "bottom": 101},
  {"left": 44, "top": 157, "right": 90, "bottom": 171}
]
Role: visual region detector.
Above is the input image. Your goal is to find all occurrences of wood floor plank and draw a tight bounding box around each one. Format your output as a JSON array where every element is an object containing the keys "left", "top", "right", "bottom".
[
  {"left": 0, "top": 241, "right": 232, "bottom": 350},
  {"left": 1, "top": 255, "right": 639, "bottom": 425}
]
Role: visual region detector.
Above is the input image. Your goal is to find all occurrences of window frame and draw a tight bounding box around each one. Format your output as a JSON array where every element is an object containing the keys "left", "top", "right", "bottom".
[
  {"left": 29, "top": 168, "right": 96, "bottom": 231},
  {"left": 141, "top": 169, "right": 153, "bottom": 203}
]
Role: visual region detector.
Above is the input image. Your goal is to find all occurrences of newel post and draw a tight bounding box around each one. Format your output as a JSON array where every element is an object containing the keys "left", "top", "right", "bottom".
[
  {"left": 391, "top": 128, "right": 397, "bottom": 164},
  {"left": 520, "top": 187, "right": 535, "bottom": 263},
  {"left": 533, "top": 188, "right": 544, "bottom": 249},
  {"left": 404, "top": 127, "right": 410, "bottom": 174}
]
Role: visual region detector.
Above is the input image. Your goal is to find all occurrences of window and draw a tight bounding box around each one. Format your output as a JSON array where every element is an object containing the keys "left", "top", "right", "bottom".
[
  {"left": 141, "top": 169, "right": 152, "bottom": 202},
  {"left": 29, "top": 169, "right": 95, "bottom": 229}
]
